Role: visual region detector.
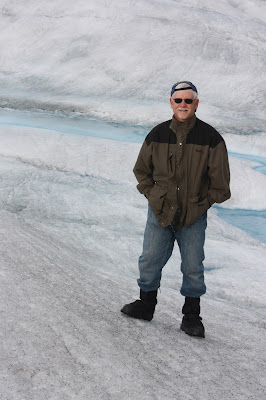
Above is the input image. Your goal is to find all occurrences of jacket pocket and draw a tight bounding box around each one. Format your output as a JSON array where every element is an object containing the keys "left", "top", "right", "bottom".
[
  {"left": 190, "top": 195, "right": 210, "bottom": 206},
  {"left": 148, "top": 184, "right": 167, "bottom": 215},
  {"left": 185, "top": 195, "right": 210, "bottom": 226},
  {"left": 168, "top": 153, "right": 173, "bottom": 173}
]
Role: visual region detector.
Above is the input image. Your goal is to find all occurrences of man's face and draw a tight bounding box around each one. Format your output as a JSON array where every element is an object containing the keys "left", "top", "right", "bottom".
[{"left": 170, "top": 90, "right": 199, "bottom": 122}]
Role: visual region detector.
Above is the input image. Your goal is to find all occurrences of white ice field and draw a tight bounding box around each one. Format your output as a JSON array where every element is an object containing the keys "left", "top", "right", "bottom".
[{"left": 0, "top": 1, "right": 266, "bottom": 400}]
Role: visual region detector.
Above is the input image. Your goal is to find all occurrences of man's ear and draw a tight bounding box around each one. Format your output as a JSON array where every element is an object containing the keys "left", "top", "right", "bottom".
[{"left": 170, "top": 98, "right": 175, "bottom": 111}]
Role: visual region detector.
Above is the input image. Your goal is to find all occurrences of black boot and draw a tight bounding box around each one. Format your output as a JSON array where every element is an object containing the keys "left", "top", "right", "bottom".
[
  {"left": 180, "top": 297, "right": 205, "bottom": 338},
  {"left": 121, "top": 290, "right": 157, "bottom": 321}
]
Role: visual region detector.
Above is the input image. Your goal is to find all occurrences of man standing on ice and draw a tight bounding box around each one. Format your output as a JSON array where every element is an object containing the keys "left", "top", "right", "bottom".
[{"left": 121, "top": 81, "right": 231, "bottom": 338}]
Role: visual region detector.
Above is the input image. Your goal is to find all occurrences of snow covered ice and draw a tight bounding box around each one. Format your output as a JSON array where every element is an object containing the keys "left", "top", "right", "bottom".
[
  {"left": 0, "top": 1, "right": 266, "bottom": 399},
  {"left": 1, "top": 122, "right": 266, "bottom": 400}
]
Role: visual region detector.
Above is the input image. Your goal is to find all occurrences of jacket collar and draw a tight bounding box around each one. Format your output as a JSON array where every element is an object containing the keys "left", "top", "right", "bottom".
[{"left": 170, "top": 114, "right": 197, "bottom": 137}]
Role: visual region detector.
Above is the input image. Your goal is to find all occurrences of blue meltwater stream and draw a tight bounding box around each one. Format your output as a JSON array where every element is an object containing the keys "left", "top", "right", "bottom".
[{"left": 0, "top": 108, "right": 265, "bottom": 244}]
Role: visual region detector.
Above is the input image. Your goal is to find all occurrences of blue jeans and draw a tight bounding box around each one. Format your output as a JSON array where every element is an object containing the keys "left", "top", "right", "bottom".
[{"left": 137, "top": 204, "right": 207, "bottom": 297}]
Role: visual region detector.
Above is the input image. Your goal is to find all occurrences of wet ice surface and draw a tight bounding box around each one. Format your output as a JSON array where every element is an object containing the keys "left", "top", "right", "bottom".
[
  {"left": 0, "top": 117, "right": 266, "bottom": 400},
  {"left": 214, "top": 208, "right": 266, "bottom": 244},
  {"left": 0, "top": 108, "right": 149, "bottom": 143},
  {"left": 229, "top": 152, "right": 266, "bottom": 175}
]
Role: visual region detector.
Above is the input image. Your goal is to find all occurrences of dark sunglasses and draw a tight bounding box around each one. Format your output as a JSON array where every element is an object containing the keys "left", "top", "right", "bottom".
[{"left": 173, "top": 98, "right": 194, "bottom": 104}]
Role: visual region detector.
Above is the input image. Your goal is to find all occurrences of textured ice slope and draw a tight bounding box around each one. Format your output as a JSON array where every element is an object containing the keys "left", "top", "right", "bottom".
[
  {"left": 0, "top": 0, "right": 265, "bottom": 131},
  {"left": 0, "top": 1, "right": 266, "bottom": 398},
  {"left": 0, "top": 123, "right": 265, "bottom": 400}
]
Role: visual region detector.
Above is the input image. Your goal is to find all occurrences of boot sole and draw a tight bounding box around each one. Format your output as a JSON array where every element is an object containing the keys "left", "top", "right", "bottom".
[
  {"left": 120, "top": 308, "right": 153, "bottom": 321},
  {"left": 180, "top": 325, "right": 205, "bottom": 338}
]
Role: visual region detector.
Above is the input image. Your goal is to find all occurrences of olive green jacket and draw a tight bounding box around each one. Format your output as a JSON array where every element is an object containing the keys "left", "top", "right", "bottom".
[{"left": 133, "top": 115, "right": 231, "bottom": 230}]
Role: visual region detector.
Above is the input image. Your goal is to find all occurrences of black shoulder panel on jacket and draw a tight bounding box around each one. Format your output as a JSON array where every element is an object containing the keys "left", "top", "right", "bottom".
[
  {"left": 145, "top": 120, "right": 176, "bottom": 146},
  {"left": 186, "top": 119, "right": 223, "bottom": 148}
]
